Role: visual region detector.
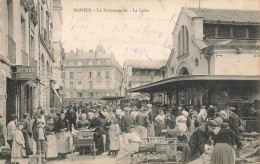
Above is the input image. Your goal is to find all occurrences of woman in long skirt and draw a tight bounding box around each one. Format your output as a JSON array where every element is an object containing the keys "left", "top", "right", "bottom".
[
  {"left": 109, "top": 118, "right": 120, "bottom": 156},
  {"left": 46, "top": 118, "right": 58, "bottom": 159},
  {"left": 210, "top": 121, "right": 242, "bottom": 164},
  {"left": 11, "top": 122, "right": 25, "bottom": 164},
  {"left": 55, "top": 113, "right": 70, "bottom": 160}
]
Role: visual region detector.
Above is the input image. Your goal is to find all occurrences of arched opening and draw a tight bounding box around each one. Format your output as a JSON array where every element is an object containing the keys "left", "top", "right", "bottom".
[
  {"left": 41, "top": 54, "right": 45, "bottom": 74},
  {"left": 46, "top": 61, "right": 50, "bottom": 77},
  {"left": 178, "top": 67, "right": 190, "bottom": 75}
]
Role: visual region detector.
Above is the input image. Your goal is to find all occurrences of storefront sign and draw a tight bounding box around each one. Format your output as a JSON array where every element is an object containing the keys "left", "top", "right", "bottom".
[{"left": 11, "top": 66, "right": 37, "bottom": 80}]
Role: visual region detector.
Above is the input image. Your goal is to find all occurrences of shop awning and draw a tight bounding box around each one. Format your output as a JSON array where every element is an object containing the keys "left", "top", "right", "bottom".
[
  {"left": 52, "top": 87, "right": 62, "bottom": 102},
  {"left": 127, "top": 75, "right": 260, "bottom": 93},
  {"left": 101, "top": 96, "right": 127, "bottom": 100}
]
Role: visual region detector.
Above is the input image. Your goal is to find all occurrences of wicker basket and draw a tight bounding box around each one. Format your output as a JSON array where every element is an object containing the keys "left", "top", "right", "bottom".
[{"left": 155, "top": 143, "right": 177, "bottom": 154}]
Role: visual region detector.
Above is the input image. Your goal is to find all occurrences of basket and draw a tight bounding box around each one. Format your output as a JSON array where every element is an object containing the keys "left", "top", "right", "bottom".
[
  {"left": 147, "top": 137, "right": 165, "bottom": 143},
  {"left": 139, "top": 145, "right": 156, "bottom": 152},
  {"left": 155, "top": 143, "right": 177, "bottom": 154},
  {"left": 167, "top": 130, "right": 179, "bottom": 138}
]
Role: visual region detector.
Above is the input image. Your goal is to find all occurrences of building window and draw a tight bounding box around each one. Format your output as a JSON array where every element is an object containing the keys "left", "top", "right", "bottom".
[
  {"left": 69, "top": 61, "right": 74, "bottom": 66},
  {"left": 62, "top": 72, "right": 65, "bottom": 79},
  {"left": 218, "top": 25, "right": 230, "bottom": 38},
  {"left": 107, "top": 60, "right": 111, "bottom": 65},
  {"left": 248, "top": 25, "right": 260, "bottom": 39},
  {"left": 70, "top": 82, "right": 74, "bottom": 89},
  {"left": 178, "top": 25, "right": 189, "bottom": 56},
  {"left": 195, "top": 58, "right": 199, "bottom": 67},
  {"left": 78, "top": 81, "right": 82, "bottom": 89},
  {"left": 30, "top": 36, "right": 35, "bottom": 60},
  {"left": 21, "top": 16, "right": 26, "bottom": 51},
  {"left": 7, "top": 0, "right": 14, "bottom": 37},
  {"left": 106, "top": 92, "right": 110, "bottom": 96},
  {"left": 171, "top": 67, "right": 174, "bottom": 74},
  {"left": 89, "top": 92, "right": 93, "bottom": 98},
  {"left": 89, "top": 81, "right": 93, "bottom": 89},
  {"left": 89, "top": 60, "right": 93, "bottom": 65},
  {"left": 77, "top": 92, "right": 82, "bottom": 98},
  {"left": 233, "top": 25, "right": 246, "bottom": 39},
  {"left": 203, "top": 24, "right": 215, "bottom": 38},
  {"left": 89, "top": 72, "right": 93, "bottom": 79},
  {"left": 69, "top": 72, "right": 74, "bottom": 79},
  {"left": 132, "top": 69, "right": 140, "bottom": 76},
  {"left": 77, "top": 60, "right": 83, "bottom": 66},
  {"left": 97, "top": 71, "right": 101, "bottom": 78},
  {"left": 106, "top": 81, "right": 110, "bottom": 88},
  {"left": 105, "top": 71, "right": 110, "bottom": 78},
  {"left": 97, "top": 60, "right": 101, "bottom": 65},
  {"left": 97, "top": 92, "right": 101, "bottom": 98},
  {"left": 77, "top": 72, "right": 82, "bottom": 79},
  {"left": 97, "top": 81, "right": 101, "bottom": 88},
  {"left": 69, "top": 92, "right": 74, "bottom": 98}
]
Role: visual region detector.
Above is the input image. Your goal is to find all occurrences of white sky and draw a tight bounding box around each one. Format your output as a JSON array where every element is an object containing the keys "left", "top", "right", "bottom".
[{"left": 61, "top": 0, "right": 260, "bottom": 66}]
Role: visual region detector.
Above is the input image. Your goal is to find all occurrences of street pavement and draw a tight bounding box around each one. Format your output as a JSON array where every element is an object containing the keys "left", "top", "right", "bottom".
[{"left": 47, "top": 152, "right": 119, "bottom": 164}]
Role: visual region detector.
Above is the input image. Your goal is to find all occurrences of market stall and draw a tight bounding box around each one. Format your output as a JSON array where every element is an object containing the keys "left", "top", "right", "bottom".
[{"left": 72, "top": 129, "right": 96, "bottom": 159}]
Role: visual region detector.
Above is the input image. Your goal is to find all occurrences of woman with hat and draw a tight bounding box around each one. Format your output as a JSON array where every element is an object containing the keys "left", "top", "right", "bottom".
[
  {"left": 45, "top": 117, "right": 58, "bottom": 160},
  {"left": 176, "top": 110, "right": 188, "bottom": 133},
  {"left": 210, "top": 120, "right": 242, "bottom": 164},
  {"left": 55, "top": 112, "right": 70, "bottom": 160}
]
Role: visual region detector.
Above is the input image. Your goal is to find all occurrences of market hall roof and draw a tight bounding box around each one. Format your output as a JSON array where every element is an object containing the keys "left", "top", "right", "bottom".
[
  {"left": 127, "top": 75, "right": 260, "bottom": 93},
  {"left": 187, "top": 8, "right": 260, "bottom": 24},
  {"left": 124, "top": 59, "right": 167, "bottom": 69}
]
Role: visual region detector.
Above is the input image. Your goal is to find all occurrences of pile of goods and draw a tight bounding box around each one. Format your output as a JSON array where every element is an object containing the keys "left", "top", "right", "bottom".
[
  {"left": 188, "top": 144, "right": 213, "bottom": 164},
  {"left": 134, "top": 137, "right": 182, "bottom": 163},
  {"left": 237, "top": 132, "right": 260, "bottom": 163}
]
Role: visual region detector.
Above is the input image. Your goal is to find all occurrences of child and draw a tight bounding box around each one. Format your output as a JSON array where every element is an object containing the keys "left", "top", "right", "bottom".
[
  {"left": 33, "top": 119, "right": 47, "bottom": 164},
  {"left": 11, "top": 122, "right": 25, "bottom": 164},
  {"left": 45, "top": 118, "right": 58, "bottom": 160},
  {"left": 109, "top": 118, "right": 120, "bottom": 156},
  {"left": 155, "top": 110, "right": 165, "bottom": 136}
]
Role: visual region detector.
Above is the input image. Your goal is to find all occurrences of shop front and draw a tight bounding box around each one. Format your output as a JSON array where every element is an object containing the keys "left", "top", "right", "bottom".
[{"left": 6, "top": 66, "right": 38, "bottom": 123}]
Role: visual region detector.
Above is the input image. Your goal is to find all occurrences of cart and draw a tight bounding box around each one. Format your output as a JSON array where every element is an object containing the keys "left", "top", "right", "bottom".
[{"left": 72, "top": 129, "right": 96, "bottom": 159}]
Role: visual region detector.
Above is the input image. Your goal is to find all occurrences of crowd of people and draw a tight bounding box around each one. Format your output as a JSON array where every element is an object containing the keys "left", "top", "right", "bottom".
[{"left": 4, "top": 101, "right": 245, "bottom": 164}]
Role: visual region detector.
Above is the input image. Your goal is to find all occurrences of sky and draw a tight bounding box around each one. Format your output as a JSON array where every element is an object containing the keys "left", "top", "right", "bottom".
[{"left": 61, "top": 0, "right": 260, "bottom": 66}]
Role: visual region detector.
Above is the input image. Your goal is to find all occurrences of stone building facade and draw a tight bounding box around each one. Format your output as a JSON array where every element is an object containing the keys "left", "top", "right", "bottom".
[
  {"left": 0, "top": 0, "right": 63, "bottom": 125},
  {"left": 62, "top": 45, "right": 123, "bottom": 104}
]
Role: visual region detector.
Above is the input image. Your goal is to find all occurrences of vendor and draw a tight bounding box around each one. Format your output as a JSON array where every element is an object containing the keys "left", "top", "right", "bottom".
[
  {"left": 89, "top": 112, "right": 104, "bottom": 155},
  {"left": 210, "top": 120, "right": 242, "bottom": 164},
  {"left": 76, "top": 113, "right": 89, "bottom": 130},
  {"left": 181, "top": 120, "right": 215, "bottom": 164}
]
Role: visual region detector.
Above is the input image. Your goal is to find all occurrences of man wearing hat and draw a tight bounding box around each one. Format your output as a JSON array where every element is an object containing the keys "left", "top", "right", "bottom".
[
  {"left": 229, "top": 107, "right": 241, "bottom": 135},
  {"left": 7, "top": 114, "right": 17, "bottom": 149},
  {"left": 136, "top": 105, "right": 149, "bottom": 139},
  {"left": 181, "top": 120, "right": 217, "bottom": 163}
]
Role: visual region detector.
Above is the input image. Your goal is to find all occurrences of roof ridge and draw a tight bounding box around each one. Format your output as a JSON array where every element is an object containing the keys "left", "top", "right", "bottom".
[{"left": 188, "top": 7, "right": 260, "bottom": 14}]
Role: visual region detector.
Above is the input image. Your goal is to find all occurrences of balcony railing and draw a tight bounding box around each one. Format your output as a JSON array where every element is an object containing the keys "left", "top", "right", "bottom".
[
  {"left": 30, "top": 58, "right": 37, "bottom": 67},
  {"left": 21, "top": 50, "right": 28, "bottom": 66},
  {"left": 7, "top": 35, "right": 16, "bottom": 64}
]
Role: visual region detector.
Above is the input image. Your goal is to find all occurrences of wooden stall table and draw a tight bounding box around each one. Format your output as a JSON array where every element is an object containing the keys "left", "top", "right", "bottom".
[{"left": 72, "top": 129, "right": 96, "bottom": 160}]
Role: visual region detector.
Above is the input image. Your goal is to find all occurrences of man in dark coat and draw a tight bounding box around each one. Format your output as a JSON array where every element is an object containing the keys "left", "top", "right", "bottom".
[
  {"left": 229, "top": 107, "right": 241, "bottom": 135},
  {"left": 65, "top": 105, "right": 77, "bottom": 131},
  {"left": 89, "top": 112, "right": 104, "bottom": 155},
  {"left": 165, "top": 110, "right": 175, "bottom": 129},
  {"left": 121, "top": 108, "right": 136, "bottom": 134}
]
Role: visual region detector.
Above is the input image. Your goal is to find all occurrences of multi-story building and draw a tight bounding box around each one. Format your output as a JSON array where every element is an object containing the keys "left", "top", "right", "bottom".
[
  {"left": 121, "top": 59, "right": 166, "bottom": 102},
  {"left": 129, "top": 7, "right": 260, "bottom": 114},
  {"left": 63, "top": 45, "right": 123, "bottom": 103},
  {"left": 52, "top": 0, "right": 64, "bottom": 109},
  {"left": 0, "top": 0, "right": 63, "bottom": 124}
]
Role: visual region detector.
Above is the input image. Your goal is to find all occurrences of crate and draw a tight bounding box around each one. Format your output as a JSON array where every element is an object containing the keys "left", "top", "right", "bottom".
[
  {"left": 147, "top": 137, "right": 165, "bottom": 143},
  {"left": 155, "top": 143, "right": 177, "bottom": 154},
  {"left": 139, "top": 145, "right": 156, "bottom": 152}
]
